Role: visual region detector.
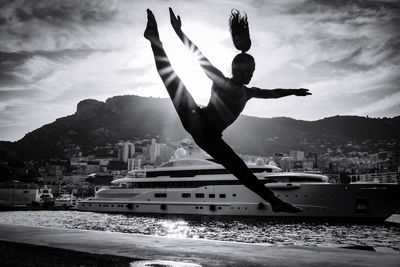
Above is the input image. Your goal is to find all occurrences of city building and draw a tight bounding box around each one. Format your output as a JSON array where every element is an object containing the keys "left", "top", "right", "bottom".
[
  {"left": 279, "top": 157, "right": 294, "bottom": 171},
  {"left": 118, "top": 140, "right": 135, "bottom": 163},
  {"left": 149, "top": 138, "right": 161, "bottom": 164},
  {"left": 290, "top": 150, "right": 305, "bottom": 161},
  {"left": 127, "top": 158, "right": 143, "bottom": 171}
]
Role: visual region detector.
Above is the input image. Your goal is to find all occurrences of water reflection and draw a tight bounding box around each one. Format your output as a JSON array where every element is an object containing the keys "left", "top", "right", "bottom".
[{"left": 0, "top": 211, "right": 399, "bottom": 250}]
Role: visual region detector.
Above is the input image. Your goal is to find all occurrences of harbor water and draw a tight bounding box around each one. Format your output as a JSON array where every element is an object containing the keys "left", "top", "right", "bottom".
[{"left": 1, "top": 211, "right": 399, "bottom": 251}]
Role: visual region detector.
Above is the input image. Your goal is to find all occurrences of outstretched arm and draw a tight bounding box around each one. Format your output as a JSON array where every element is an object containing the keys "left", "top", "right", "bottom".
[
  {"left": 169, "top": 8, "right": 225, "bottom": 84},
  {"left": 248, "top": 87, "right": 311, "bottom": 99}
]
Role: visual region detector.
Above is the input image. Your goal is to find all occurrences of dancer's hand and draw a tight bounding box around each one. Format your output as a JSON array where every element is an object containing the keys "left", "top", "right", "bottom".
[
  {"left": 169, "top": 7, "right": 182, "bottom": 33},
  {"left": 294, "top": 88, "right": 311, "bottom": 96}
]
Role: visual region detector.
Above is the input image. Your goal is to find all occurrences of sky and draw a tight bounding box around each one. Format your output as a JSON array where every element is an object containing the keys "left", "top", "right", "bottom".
[{"left": 0, "top": 0, "right": 399, "bottom": 141}]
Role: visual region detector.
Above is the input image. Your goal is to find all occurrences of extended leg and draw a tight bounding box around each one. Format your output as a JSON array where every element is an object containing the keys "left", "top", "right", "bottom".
[
  {"left": 144, "top": 9, "right": 199, "bottom": 131},
  {"left": 196, "top": 136, "right": 302, "bottom": 213}
]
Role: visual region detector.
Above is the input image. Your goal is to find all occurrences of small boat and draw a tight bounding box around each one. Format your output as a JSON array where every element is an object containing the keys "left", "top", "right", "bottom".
[
  {"left": 54, "top": 193, "right": 76, "bottom": 208},
  {"left": 38, "top": 185, "right": 55, "bottom": 207}
]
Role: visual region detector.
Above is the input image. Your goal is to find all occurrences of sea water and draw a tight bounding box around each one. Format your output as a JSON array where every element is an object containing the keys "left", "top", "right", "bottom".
[{"left": 0, "top": 211, "right": 399, "bottom": 250}]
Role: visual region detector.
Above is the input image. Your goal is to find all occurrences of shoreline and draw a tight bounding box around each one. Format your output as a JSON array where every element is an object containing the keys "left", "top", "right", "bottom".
[{"left": 1, "top": 223, "right": 399, "bottom": 266}]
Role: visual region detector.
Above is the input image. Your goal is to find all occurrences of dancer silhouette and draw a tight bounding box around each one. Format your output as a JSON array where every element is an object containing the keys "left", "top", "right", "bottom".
[{"left": 144, "top": 8, "right": 311, "bottom": 212}]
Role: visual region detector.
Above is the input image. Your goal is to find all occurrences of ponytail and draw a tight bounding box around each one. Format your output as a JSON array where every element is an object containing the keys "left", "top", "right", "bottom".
[{"left": 229, "top": 9, "right": 251, "bottom": 53}]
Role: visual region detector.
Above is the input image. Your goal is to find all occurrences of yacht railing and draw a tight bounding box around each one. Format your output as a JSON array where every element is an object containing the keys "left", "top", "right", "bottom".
[{"left": 350, "top": 172, "right": 398, "bottom": 184}]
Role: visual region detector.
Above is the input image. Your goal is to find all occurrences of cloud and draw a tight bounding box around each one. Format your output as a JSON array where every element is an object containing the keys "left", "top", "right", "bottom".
[
  {"left": 0, "top": 0, "right": 399, "bottom": 141},
  {"left": 243, "top": 0, "right": 399, "bottom": 120},
  {"left": 0, "top": 0, "right": 154, "bottom": 141},
  {"left": 0, "top": 0, "right": 121, "bottom": 52},
  {"left": 351, "top": 91, "right": 400, "bottom": 116}
]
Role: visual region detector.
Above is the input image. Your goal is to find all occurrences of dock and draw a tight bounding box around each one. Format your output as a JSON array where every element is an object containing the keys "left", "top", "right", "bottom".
[{"left": 0, "top": 223, "right": 399, "bottom": 266}]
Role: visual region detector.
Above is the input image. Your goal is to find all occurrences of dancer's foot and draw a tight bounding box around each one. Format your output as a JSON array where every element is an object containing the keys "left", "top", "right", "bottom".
[
  {"left": 270, "top": 197, "right": 302, "bottom": 213},
  {"left": 144, "top": 9, "right": 161, "bottom": 44}
]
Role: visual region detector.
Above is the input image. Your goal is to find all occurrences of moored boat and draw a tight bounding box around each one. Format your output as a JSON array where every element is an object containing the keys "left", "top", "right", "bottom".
[
  {"left": 38, "top": 185, "right": 55, "bottom": 207},
  {"left": 76, "top": 154, "right": 399, "bottom": 221},
  {"left": 54, "top": 193, "right": 76, "bottom": 208}
]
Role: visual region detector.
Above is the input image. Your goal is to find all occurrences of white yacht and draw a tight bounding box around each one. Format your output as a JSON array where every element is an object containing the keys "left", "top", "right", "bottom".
[
  {"left": 76, "top": 152, "right": 399, "bottom": 221},
  {"left": 36, "top": 185, "right": 55, "bottom": 207}
]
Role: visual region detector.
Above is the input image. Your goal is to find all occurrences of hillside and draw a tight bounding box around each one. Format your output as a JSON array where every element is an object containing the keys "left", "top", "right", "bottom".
[{"left": 0, "top": 95, "right": 399, "bottom": 160}]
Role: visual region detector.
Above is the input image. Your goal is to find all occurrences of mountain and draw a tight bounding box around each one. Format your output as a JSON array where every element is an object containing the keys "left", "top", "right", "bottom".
[{"left": 0, "top": 95, "right": 399, "bottom": 161}]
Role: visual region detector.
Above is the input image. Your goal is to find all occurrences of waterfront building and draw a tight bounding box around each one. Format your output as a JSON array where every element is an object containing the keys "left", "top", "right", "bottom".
[
  {"left": 317, "top": 154, "right": 331, "bottom": 171},
  {"left": 107, "top": 160, "right": 127, "bottom": 171},
  {"left": 378, "top": 151, "right": 391, "bottom": 160},
  {"left": 95, "top": 157, "right": 117, "bottom": 172},
  {"left": 118, "top": 140, "right": 135, "bottom": 163},
  {"left": 127, "top": 158, "right": 135, "bottom": 172},
  {"left": 96, "top": 158, "right": 115, "bottom": 167},
  {"left": 70, "top": 156, "right": 89, "bottom": 174},
  {"left": 127, "top": 158, "right": 144, "bottom": 171},
  {"left": 273, "top": 152, "right": 285, "bottom": 164},
  {"left": 46, "top": 163, "right": 63, "bottom": 177},
  {"left": 279, "top": 157, "right": 294, "bottom": 171},
  {"left": 149, "top": 139, "right": 161, "bottom": 164},
  {"left": 148, "top": 139, "right": 171, "bottom": 165},
  {"left": 40, "top": 176, "right": 60, "bottom": 185},
  {"left": 86, "top": 161, "right": 100, "bottom": 174},
  {"left": 293, "top": 160, "right": 303, "bottom": 169},
  {"left": 62, "top": 175, "right": 87, "bottom": 185},
  {"left": 0, "top": 181, "right": 41, "bottom": 206},
  {"left": 159, "top": 144, "right": 177, "bottom": 164},
  {"left": 304, "top": 159, "right": 315, "bottom": 170},
  {"left": 290, "top": 150, "right": 305, "bottom": 161}
]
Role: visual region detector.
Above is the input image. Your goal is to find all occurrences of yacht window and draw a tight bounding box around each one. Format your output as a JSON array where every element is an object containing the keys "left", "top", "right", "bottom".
[
  {"left": 182, "top": 193, "right": 191, "bottom": 198},
  {"left": 232, "top": 194, "right": 236, "bottom": 197},
  {"left": 209, "top": 194, "right": 215, "bottom": 198},
  {"left": 219, "top": 194, "right": 226, "bottom": 198},
  {"left": 195, "top": 193, "right": 205, "bottom": 198},
  {"left": 154, "top": 193, "right": 167, "bottom": 198}
]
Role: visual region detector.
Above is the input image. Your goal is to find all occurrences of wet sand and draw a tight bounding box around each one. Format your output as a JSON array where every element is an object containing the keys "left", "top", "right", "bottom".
[{"left": 0, "top": 240, "right": 135, "bottom": 267}]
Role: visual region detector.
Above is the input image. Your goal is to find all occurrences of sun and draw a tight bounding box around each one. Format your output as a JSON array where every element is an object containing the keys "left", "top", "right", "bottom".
[{"left": 160, "top": 23, "right": 232, "bottom": 105}]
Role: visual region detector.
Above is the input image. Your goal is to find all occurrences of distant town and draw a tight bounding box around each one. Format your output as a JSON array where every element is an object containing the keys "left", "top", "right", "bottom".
[{"left": 1, "top": 136, "right": 399, "bottom": 197}]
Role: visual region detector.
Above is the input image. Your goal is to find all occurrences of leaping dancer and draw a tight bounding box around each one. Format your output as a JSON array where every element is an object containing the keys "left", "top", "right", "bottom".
[{"left": 144, "top": 8, "right": 311, "bottom": 212}]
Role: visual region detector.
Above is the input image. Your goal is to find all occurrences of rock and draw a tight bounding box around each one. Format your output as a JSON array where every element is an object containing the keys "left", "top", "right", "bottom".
[{"left": 75, "top": 99, "right": 105, "bottom": 120}]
